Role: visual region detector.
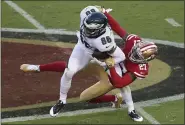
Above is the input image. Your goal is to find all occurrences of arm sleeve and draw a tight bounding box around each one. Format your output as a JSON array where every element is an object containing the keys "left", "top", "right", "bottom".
[
  {"left": 104, "top": 12, "right": 128, "bottom": 39},
  {"left": 109, "top": 67, "right": 136, "bottom": 88}
]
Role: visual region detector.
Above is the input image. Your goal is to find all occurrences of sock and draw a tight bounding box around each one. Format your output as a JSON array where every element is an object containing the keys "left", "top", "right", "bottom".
[
  {"left": 120, "top": 86, "right": 134, "bottom": 113},
  {"left": 59, "top": 92, "right": 67, "bottom": 104},
  {"left": 39, "top": 61, "right": 66, "bottom": 72},
  {"left": 89, "top": 95, "right": 116, "bottom": 103}
]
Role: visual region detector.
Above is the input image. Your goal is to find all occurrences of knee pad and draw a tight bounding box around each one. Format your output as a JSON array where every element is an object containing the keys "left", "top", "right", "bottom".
[{"left": 64, "top": 68, "right": 77, "bottom": 79}]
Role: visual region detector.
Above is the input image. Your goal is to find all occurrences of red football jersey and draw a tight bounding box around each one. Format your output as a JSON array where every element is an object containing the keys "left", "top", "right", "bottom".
[{"left": 123, "top": 34, "right": 149, "bottom": 79}]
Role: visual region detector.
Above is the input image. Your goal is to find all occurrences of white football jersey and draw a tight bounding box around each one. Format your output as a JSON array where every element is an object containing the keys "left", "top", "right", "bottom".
[
  {"left": 76, "top": 26, "right": 116, "bottom": 54},
  {"left": 77, "top": 6, "right": 116, "bottom": 54},
  {"left": 77, "top": 6, "right": 125, "bottom": 66}
]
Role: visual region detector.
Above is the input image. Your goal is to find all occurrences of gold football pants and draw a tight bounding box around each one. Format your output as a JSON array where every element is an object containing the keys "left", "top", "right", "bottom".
[{"left": 79, "top": 63, "right": 115, "bottom": 102}]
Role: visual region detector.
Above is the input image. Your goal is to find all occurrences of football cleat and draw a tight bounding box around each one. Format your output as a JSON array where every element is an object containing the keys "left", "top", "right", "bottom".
[
  {"left": 129, "top": 110, "right": 143, "bottom": 122},
  {"left": 112, "top": 93, "right": 123, "bottom": 108},
  {"left": 50, "top": 100, "right": 65, "bottom": 117},
  {"left": 20, "top": 64, "right": 40, "bottom": 72}
]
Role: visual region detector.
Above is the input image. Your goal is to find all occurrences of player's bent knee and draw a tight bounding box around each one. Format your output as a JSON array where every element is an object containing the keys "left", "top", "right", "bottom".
[
  {"left": 64, "top": 68, "right": 77, "bottom": 79},
  {"left": 79, "top": 92, "right": 87, "bottom": 102},
  {"left": 80, "top": 81, "right": 114, "bottom": 102}
]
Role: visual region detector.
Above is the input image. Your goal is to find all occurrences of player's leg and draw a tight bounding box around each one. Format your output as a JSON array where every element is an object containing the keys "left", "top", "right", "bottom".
[
  {"left": 89, "top": 94, "right": 116, "bottom": 103},
  {"left": 80, "top": 80, "right": 122, "bottom": 108},
  {"left": 80, "top": 65, "right": 123, "bottom": 108},
  {"left": 39, "top": 61, "right": 66, "bottom": 72},
  {"left": 20, "top": 61, "right": 67, "bottom": 72},
  {"left": 50, "top": 44, "right": 91, "bottom": 117},
  {"left": 80, "top": 64, "right": 113, "bottom": 102},
  {"left": 80, "top": 81, "right": 113, "bottom": 101},
  {"left": 89, "top": 93, "right": 123, "bottom": 108},
  {"left": 59, "top": 45, "right": 91, "bottom": 103},
  {"left": 120, "top": 86, "right": 143, "bottom": 122}
]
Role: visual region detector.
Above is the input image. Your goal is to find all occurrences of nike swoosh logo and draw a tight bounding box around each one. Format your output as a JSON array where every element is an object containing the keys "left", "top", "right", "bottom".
[{"left": 106, "top": 45, "right": 110, "bottom": 48}]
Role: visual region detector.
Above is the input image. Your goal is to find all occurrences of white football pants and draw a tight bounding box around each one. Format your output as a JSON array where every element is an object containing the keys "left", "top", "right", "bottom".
[
  {"left": 120, "top": 86, "right": 135, "bottom": 113},
  {"left": 59, "top": 44, "right": 92, "bottom": 104}
]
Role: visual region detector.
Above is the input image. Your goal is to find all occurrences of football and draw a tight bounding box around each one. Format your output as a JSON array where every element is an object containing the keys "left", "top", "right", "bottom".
[{"left": 92, "top": 49, "right": 110, "bottom": 60}]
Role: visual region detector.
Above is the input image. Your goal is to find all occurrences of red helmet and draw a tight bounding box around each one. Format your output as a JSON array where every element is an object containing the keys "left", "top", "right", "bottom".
[{"left": 128, "top": 40, "right": 158, "bottom": 63}]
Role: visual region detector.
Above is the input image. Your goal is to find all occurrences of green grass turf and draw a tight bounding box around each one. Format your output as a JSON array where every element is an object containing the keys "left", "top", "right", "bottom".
[
  {"left": 3, "top": 99, "right": 184, "bottom": 124},
  {"left": 3, "top": 109, "right": 150, "bottom": 124},
  {"left": 7, "top": 1, "right": 184, "bottom": 42},
  {"left": 1, "top": 2, "right": 35, "bottom": 29},
  {"left": 143, "top": 99, "right": 184, "bottom": 124}
]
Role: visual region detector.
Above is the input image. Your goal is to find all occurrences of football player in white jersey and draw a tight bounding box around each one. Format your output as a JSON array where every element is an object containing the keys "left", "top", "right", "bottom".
[{"left": 49, "top": 6, "right": 125, "bottom": 117}]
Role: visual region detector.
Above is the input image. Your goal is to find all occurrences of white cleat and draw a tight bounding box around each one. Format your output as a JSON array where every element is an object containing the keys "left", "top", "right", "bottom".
[
  {"left": 50, "top": 107, "right": 59, "bottom": 117},
  {"left": 20, "top": 64, "right": 40, "bottom": 72},
  {"left": 112, "top": 93, "right": 123, "bottom": 108}
]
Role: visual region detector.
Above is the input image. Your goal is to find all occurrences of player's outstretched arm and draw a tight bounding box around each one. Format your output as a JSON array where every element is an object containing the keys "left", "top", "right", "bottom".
[{"left": 104, "top": 11, "right": 129, "bottom": 42}]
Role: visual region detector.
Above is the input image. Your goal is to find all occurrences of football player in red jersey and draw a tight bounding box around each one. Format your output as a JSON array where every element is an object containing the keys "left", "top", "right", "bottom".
[
  {"left": 81, "top": 13, "right": 157, "bottom": 121},
  {"left": 20, "top": 6, "right": 157, "bottom": 122},
  {"left": 80, "top": 8, "right": 157, "bottom": 122},
  {"left": 80, "top": 8, "right": 158, "bottom": 122}
]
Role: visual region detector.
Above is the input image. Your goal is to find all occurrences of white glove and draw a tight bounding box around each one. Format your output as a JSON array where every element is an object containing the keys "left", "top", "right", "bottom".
[
  {"left": 94, "top": 5, "right": 113, "bottom": 13},
  {"left": 101, "top": 8, "right": 113, "bottom": 13},
  {"left": 90, "top": 58, "right": 106, "bottom": 67},
  {"left": 90, "top": 59, "right": 96, "bottom": 64},
  {"left": 105, "top": 8, "right": 113, "bottom": 13}
]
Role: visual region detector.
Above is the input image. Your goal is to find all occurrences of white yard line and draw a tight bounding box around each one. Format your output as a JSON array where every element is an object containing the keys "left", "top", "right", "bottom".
[
  {"left": 1, "top": 28, "right": 184, "bottom": 48},
  {"left": 4, "top": 1, "right": 45, "bottom": 29},
  {"left": 1, "top": 28, "right": 76, "bottom": 35},
  {"left": 49, "top": 28, "right": 66, "bottom": 31},
  {"left": 2, "top": 107, "right": 118, "bottom": 123},
  {"left": 2, "top": 93, "right": 184, "bottom": 123},
  {"left": 135, "top": 93, "right": 184, "bottom": 107},
  {"left": 136, "top": 107, "right": 160, "bottom": 124},
  {"left": 165, "top": 18, "right": 182, "bottom": 27}
]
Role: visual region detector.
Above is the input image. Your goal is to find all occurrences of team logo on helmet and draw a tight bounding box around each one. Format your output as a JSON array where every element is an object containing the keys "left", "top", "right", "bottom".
[{"left": 129, "top": 40, "right": 158, "bottom": 64}]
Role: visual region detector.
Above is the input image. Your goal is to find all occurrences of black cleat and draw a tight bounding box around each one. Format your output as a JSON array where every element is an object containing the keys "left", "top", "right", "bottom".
[
  {"left": 50, "top": 100, "right": 65, "bottom": 117},
  {"left": 129, "top": 110, "right": 143, "bottom": 122}
]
